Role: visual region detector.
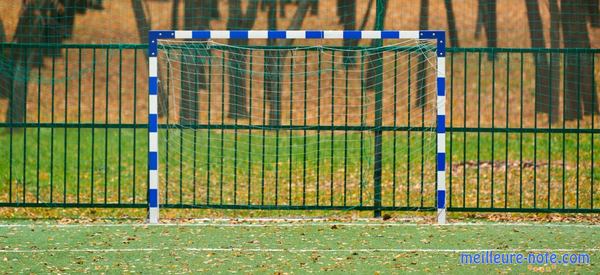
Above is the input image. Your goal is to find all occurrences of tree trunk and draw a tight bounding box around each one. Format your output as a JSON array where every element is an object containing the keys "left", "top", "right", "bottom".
[
  {"left": 6, "top": 1, "right": 44, "bottom": 126},
  {"left": 226, "top": 0, "right": 259, "bottom": 119},
  {"left": 416, "top": 0, "right": 429, "bottom": 108},
  {"left": 444, "top": 0, "right": 459, "bottom": 47},
  {"left": 548, "top": 0, "right": 561, "bottom": 122},
  {"left": 589, "top": 0, "right": 599, "bottom": 27},
  {"left": 365, "top": 0, "right": 387, "bottom": 91},
  {"left": 480, "top": 0, "right": 497, "bottom": 59},
  {"left": 474, "top": 0, "right": 484, "bottom": 39},
  {"left": 525, "top": 0, "right": 557, "bottom": 120},
  {"left": 177, "top": 0, "right": 213, "bottom": 124},
  {"left": 131, "top": 0, "right": 171, "bottom": 120},
  {"left": 265, "top": 1, "right": 280, "bottom": 125},
  {"left": 209, "top": 0, "right": 220, "bottom": 19},
  {"left": 0, "top": 17, "right": 9, "bottom": 99},
  {"left": 171, "top": 0, "right": 180, "bottom": 29},
  {"left": 561, "top": 0, "right": 597, "bottom": 120},
  {"left": 338, "top": 0, "right": 357, "bottom": 66},
  {"left": 264, "top": 0, "right": 311, "bottom": 126}
]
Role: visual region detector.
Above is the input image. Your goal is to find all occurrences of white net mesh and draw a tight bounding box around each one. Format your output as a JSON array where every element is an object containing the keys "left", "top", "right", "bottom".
[{"left": 156, "top": 38, "right": 439, "bottom": 208}]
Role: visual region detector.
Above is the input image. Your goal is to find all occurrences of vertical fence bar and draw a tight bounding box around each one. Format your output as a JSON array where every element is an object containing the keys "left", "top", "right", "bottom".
[
  {"left": 22, "top": 47, "right": 29, "bottom": 203},
  {"left": 289, "top": 50, "right": 294, "bottom": 206},
  {"left": 118, "top": 48, "right": 123, "bottom": 204},
  {"left": 133, "top": 49, "right": 138, "bottom": 204},
  {"left": 505, "top": 52, "right": 510, "bottom": 208},
  {"left": 373, "top": 47, "right": 384, "bottom": 218},
  {"left": 50, "top": 54, "right": 56, "bottom": 203},
  {"left": 392, "top": 51, "right": 398, "bottom": 207},
  {"left": 330, "top": 50, "right": 335, "bottom": 207},
  {"left": 91, "top": 48, "right": 96, "bottom": 204},
  {"left": 77, "top": 48, "right": 83, "bottom": 204},
  {"left": 36, "top": 48, "right": 42, "bottom": 203},
  {"left": 104, "top": 48, "right": 109, "bottom": 204},
  {"left": 64, "top": 48, "right": 69, "bottom": 204},
  {"left": 248, "top": 53, "right": 253, "bottom": 205},
  {"left": 303, "top": 50, "right": 308, "bottom": 206}
]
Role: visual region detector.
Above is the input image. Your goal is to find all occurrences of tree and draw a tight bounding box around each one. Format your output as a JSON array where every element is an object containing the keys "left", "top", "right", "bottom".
[
  {"left": 365, "top": 0, "right": 387, "bottom": 91},
  {"left": 177, "top": 0, "right": 214, "bottom": 124},
  {"left": 416, "top": 0, "right": 429, "bottom": 108},
  {"left": 589, "top": 0, "right": 599, "bottom": 27},
  {"left": 561, "top": 0, "right": 598, "bottom": 120},
  {"left": 337, "top": 0, "right": 357, "bottom": 65},
  {"left": 131, "top": 0, "right": 174, "bottom": 120},
  {"left": 5, "top": 0, "right": 101, "bottom": 126},
  {"left": 479, "top": 0, "right": 497, "bottom": 59},
  {"left": 262, "top": 0, "right": 312, "bottom": 126},
  {"left": 0, "top": 17, "right": 9, "bottom": 101},
  {"left": 444, "top": 0, "right": 459, "bottom": 47},
  {"left": 226, "top": 0, "right": 259, "bottom": 119},
  {"left": 525, "top": 0, "right": 558, "bottom": 120}
]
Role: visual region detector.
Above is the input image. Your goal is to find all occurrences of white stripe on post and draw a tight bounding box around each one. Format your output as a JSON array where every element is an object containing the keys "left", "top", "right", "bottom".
[
  {"left": 248, "top": 30, "right": 268, "bottom": 39},
  {"left": 210, "top": 30, "right": 230, "bottom": 39},
  {"left": 149, "top": 132, "right": 158, "bottom": 152},
  {"left": 437, "top": 171, "right": 446, "bottom": 190},
  {"left": 285, "top": 31, "right": 306, "bottom": 39},
  {"left": 437, "top": 95, "right": 446, "bottom": 115},
  {"left": 174, "top": 31, "right": 192, "bottom": 39},
  {"left": 437, "top": 133, "right": 446, "bottom": 153},
  {"left": 149, "top": 57, "right": 158, "bottom": 77},
  {"left": 437, "top": 209, "right": 446, "bottom": 224},
  {"left": 324, "top": 31, "right": 343, "bottom": 39},
  {"left": 149, "top": 94, "right": 158, "bottom": 114},
  {"left": 149, "top": 208, "right": 159, "bottom": 224},
  {"left": 149, "top": 170, "right": 159, "bottom": 189},
  {"left": 361, "top": 31, "right": 381, "bottom": 39},
  {"left": 399, "top": 31, "right": 420, "bottom": 39},
  {"left": 437, "top": 57, "right": 446, "bottom": 77}
]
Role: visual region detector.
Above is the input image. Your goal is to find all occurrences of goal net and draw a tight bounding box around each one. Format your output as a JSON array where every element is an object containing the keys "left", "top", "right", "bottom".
[{"left": 148, "top": 30, "right": 445, "bottom": 223}]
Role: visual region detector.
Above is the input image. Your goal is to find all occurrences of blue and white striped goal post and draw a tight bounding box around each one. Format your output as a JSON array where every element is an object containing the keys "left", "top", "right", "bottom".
[{"left": 147, "top": 30, "right": 447, "bottom": 224}]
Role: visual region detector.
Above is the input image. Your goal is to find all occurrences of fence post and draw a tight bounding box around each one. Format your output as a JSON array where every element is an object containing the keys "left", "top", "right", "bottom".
[{"left": 373, "top": 0, "right": 386, "bottom": 218}]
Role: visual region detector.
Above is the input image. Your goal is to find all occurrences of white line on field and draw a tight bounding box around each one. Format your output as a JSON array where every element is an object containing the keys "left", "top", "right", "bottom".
[
  {"left": 0, "top": 222, "right": 598, "bottom": 228},
  {"left": 0, "top": 248, "right": 598, "bottom": 254}
]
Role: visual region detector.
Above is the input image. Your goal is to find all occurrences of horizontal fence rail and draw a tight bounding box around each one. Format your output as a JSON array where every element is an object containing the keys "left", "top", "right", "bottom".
[{"left": 0, "top": 43, "right": 598, "bottom": 214}]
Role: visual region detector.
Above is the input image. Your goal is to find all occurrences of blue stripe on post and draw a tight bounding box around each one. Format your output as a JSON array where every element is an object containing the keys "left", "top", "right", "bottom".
[
  {"left": 149, "top": 114, "right": 158, "bottom": 132},
  {"left": 230, "top": 30, "right": 248, "bottom": 39},
  {"left": 381, "top": 31, "right": 400, "bottom": 39},
  {"left": 437, "top": 190, "right": 446, "bottom": 209},
  {"left": 437, "top": 153, "right": 446, "bottom": 172},
  {"left": 437, "top": 77, "right": 445, "bottom": 96},
  {"left": 305, "top": 31, "right": 323, "bottom": 39},
  {"left": 148, "top": 189, "right": 158, "bottom": 208},
  {"left": 268, "top": 30, "right": 286, "bottom": 39},
  {"left": 149, "top": 77, "right": 158, "bottom": 95},
  {"left": 436, "top": 32, "right": 446, "bottom": 57},
  {"left": 192, "top": 31, "right": 211, "bottom": 39},
  {"left": 149, "top": 151, "right": 158, "bottom": 170},
  {"left": 343, "top": 31, "right": 361, "bottom": 39},
  {"left": 436, "top": 115, "right": 446, "bottom": 133}
]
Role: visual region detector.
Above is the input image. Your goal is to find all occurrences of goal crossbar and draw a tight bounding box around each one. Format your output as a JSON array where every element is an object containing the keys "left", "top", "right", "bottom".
[{"left": 147, "top": 30, "right": 446, "bottom": 224}]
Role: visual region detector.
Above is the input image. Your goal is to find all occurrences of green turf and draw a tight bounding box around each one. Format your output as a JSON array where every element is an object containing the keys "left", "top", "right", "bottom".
[{"left": 0, "top": 221, "right": 598, "bottom": 273}]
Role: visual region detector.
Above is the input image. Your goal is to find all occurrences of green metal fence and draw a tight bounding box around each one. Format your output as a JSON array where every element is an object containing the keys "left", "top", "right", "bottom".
[{"left": 0, "top": 43, "right": 598, "bottom": 214}]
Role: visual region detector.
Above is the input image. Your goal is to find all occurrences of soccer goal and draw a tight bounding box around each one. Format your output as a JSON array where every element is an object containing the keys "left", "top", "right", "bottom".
[{"left": 148, "top": 30, "right": 446, "bottom": 224}]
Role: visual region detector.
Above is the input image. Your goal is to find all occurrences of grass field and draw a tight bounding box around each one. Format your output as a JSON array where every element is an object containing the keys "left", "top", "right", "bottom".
[
  {"left": 0, "top": 219, "right": 598, "bottom": 273},
  {"left": 1, "top": 127, "right": 598, "bottom": 210}
]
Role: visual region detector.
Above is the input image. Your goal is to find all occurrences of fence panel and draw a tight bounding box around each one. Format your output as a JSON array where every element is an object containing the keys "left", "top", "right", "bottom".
[{"left": 0, "top": 43, "right": 598, "bottom": 213}]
